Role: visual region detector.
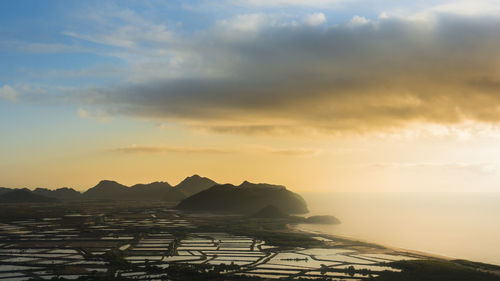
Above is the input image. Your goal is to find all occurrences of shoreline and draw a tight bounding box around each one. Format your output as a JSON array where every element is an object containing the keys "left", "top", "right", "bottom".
[
  {"left": 286, "top": 222, "right": 500, "bottom": 276},
  {"left": 288, "top": 223, "right": 485, "bottom": 264},
  {"left": 298, "top": 191, "right": 500, "bottom": 268}
]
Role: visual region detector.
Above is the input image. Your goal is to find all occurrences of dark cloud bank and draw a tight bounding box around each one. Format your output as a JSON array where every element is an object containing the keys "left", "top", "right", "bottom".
[{"left": 77, "top": 14, "right": 500, "bottom": 135}]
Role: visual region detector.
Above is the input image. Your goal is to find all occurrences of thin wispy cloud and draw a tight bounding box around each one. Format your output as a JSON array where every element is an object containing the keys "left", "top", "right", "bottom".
[
  {"left": 0, "top": 85, "right": 19, "bottom": 102},
  {"left": 365, "top": 162, "right": 500, "bottom": 176},
  {"left": 302, "top": 12, "right": 327, "bottom": 26},
  {"left": 111, "top": 145, "right": 234, "bottom": 154},
  {"left": 77, "top": 108, "right": 112, "bottom": 123},
  {"left": 111, "top": 144, "right": 320, "bottom": 156}
]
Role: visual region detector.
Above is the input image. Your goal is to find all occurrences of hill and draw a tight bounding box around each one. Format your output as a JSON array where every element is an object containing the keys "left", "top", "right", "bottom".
[
  {"left": 0, "top": 189, "right": 58, "bottom": 203},
  {"left": 252, "top": 205, "right": 290, "bottom": 218},
  {"left": 0, "top": 187, "right": 11, "bottom": 195},
  {"left": 33, "top": 187, "right": 82, "bottom": 200},
  {"left": 175, "top": 174, "right": 217, "bottom": 196},
  {"left": 176, "top": 181, "right": 308, "bottom": 214},
  {"left": 83, "top": 180, "right": 129, "bottom": 200},
  {"left": 0, "top": 175, "right": 276, "bottom": 203},
  {"left": 83, "top": 180, "right": 187, "bottom": 201},
  {"left": 130, "top": 182, "right": 186, "bottom": 201}
]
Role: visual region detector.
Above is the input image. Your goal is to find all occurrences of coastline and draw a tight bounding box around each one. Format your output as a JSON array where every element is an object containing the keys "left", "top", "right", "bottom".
[
  {"left": 286, "top": 222, "right": 500, "bottom": 277},
  {"left": 288, "top": 223, "right": 469, "bottom": 262},
  {"left": 298, "top": 191, "right": 500, "bottom": 266}
]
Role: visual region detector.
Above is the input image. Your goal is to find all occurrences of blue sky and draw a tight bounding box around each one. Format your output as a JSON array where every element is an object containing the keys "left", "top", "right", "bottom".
[
  {"left": 1, "top": 0, "right": 382, "bottom": 144},
  {"left": 1, "top": 0, "right": 491, "bottom": 95}
]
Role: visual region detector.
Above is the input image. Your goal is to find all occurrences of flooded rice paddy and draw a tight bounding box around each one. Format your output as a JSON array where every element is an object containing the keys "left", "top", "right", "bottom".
[{"left": 0, "top": 207, "right": 424, "bottom": 280}]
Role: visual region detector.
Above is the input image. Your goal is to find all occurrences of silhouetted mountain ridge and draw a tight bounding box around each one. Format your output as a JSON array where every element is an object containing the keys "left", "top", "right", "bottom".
[
  {"left": 0, "top": 187, "right": 11, "bottom": 195},
  {"left": 130, "top": 181, "right": 172, "bottom": 189},
  {"left": 238, "top": 181, "right": 286, "bottom": 190},
  {"left": 0, "top": 177, "right": 308, "bottom": 211},
  {"left": 130, "top": 181, "right": 185, "bottom": 201},
  {"left": 176, "top": 182, "right": 308, "bottom": 214},
  {"left": 83, "top": 180, "right": 129, "bottom": 199},
  {"left": 174, "top": 175, "right": 217, "bottom": 196},
  {"left": 0, "top": 176, "right": 215, "bottom": 202},
  {"left": 0, "top": 189, "right": 58, "bottom": 203},
  {"left": 33, "top": 187, "right": 81, "bottom": 200}
]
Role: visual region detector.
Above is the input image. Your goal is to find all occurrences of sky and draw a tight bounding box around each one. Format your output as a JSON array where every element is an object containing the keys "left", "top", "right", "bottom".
[{"left": 2, "top": 0, "right": 500, "bottom": 192}]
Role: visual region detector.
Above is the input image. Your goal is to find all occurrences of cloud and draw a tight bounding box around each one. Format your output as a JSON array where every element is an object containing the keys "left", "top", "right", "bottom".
[
  {"left": 0, "top": 40, "right": 95, "bottom": 54},
  {"left": 62, "top": 4, "right": 175, "bottom": 49},
  {"left": 303, "top": 13, "right": 327, "bottom": 26},
  {"left": 0, "top": 85, "right": 19, "bottom": 101},
  {"left": 77, "top": 108, "right": 112, "bottom": 122},
  {"left": 347, "top": 15, "right": 369, "bottom": 26},
  {"left": 15, "top": 6, "right": 500, "bottom": 136},
  {"left": 256, "top": 146, "right": 320, "bottom": 156},
  {"left": 111, "top": 144, "right": 320, "bottom": 156},
  {"left": 77, "top": 108, "right": 89, "bottom": 118},
  {"left": 70, "top": 14, "right": 500, "bottom": 135},
  {"left": 112, "top": 145, "right": 233, "bottom": 154},
  {"left": 430, "top": 1, "right": 500, "bottom": 16},
  {"left": 365, "top": 162, "right": 500, "bottom": 175},
  {"left": 228, "top": 0, "right": 345, "bottom": 8}
]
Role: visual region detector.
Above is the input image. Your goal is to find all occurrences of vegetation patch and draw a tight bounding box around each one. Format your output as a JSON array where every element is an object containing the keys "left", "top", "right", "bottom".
[{"left": 371, "top": 259, "right": 499, "bottom": 281}]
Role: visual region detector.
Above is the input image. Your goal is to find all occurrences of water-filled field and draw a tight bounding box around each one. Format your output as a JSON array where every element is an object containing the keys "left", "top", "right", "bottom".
[{"left": 0, "top": 206, "right": 421, "bottom": 280}]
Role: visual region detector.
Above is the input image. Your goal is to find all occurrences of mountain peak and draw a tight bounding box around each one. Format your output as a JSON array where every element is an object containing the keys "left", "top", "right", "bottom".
[
  {"left": 175, "top": 175, "right": 217, "bottom": 196},
  {"left": 83, "top": 180, "right": 129, "bottom": 199},
  {"left": 0, "top": 189, "right": 58, "bottom": 203},
  {"left": 32, "top": 187, "right": 81, "bottom": 200},
  {"left": 97, "top": 179, "right": 121, "bottom": 185},
  {"left": 238, "top": 181, "right": 286, "bottom": 190},
  {"left": 91, "top": 180, "right": 129, "bottom": 189},
  {"left": 180, "top": 174, "right": 204, "bottom": 183},
  {"left": 130, "top": 181, "right": 172, "bottom": 189}
]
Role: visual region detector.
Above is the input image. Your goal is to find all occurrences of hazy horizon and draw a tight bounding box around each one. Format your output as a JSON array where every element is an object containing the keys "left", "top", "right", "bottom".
[
  {"left": 5, "top": 179, "right": 500, "bottom": 194},
  {"left": 298, "top": 191, "right": 500, "bottom": 265}
]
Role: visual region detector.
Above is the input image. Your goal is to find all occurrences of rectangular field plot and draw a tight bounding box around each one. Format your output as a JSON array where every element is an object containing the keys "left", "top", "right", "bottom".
[{"left": 0, "top": 209, "right": 407, "bottom": 281}]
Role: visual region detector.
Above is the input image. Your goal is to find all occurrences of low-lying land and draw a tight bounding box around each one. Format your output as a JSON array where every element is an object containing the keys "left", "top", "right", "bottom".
[{"left": 0, "top": 202, "right": 498, "bottom": 281}]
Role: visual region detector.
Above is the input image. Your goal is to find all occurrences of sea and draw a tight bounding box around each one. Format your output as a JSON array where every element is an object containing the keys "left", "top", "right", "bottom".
[{"left": 296, "top": 192, "right": 500, "bottom": 266}]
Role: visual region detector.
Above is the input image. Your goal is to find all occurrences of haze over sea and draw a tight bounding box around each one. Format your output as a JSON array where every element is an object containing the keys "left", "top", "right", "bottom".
[{"left": 298, "top": 192, "right": 500, "bottom": 266}]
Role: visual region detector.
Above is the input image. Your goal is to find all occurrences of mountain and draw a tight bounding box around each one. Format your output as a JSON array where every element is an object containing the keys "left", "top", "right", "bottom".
[
  {"left": 0, "top": 175, "right": 229, "bottom": 202},
  {"left": 0, "top": 187, "right": 12, "bottom": 195},
  {"left": 0, "top": 189, "right": 58, "bottom": 203},
  {"left": 83, "top": 180, "right": 186, "bottom": 201},
  {"left": 130, "top": 181, "right": 172, "bottom": 190},
  {"left": 83, "top": 180, "right": 129, "bottom": 200},
  {"left": 252, "top": 205, "right": 290, "bottom": 218},
  {"left": 175, "top": 174, "right": 217, "bottom": 196},
  {"left": 33, "top": 187, "right": 82, "bottom": 200},
  {"left": 176, "top": 181, "right": 308, "bottom": 214},
  {"left": 130, "top": 182, "right": 186, "bottom": 201}
]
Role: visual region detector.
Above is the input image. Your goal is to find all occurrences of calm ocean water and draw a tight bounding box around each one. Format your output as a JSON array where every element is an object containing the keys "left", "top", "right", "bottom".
[{"left": 297, "top": 192, "right": 500, "bottom": 265}]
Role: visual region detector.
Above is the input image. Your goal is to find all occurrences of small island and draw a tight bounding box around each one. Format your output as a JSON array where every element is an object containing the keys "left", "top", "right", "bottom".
[{"left": 303, "top": 215, "right": 341, "bottom": 224}]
